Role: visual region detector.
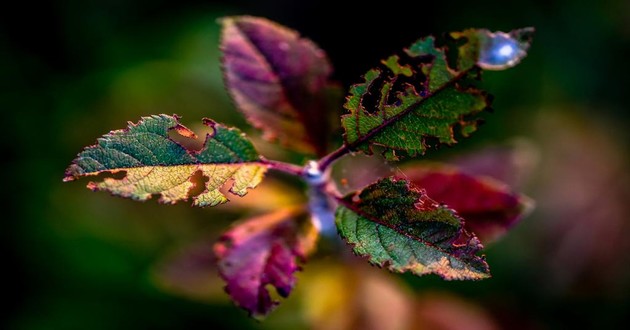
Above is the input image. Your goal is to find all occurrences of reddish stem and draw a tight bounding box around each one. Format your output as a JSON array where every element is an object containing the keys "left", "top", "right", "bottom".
[
  {"left": 259, "top": 158, "right": 304, "bottom": 176},
  {"left": 317, "top": 144, "right": 352, "bottom": 172}
]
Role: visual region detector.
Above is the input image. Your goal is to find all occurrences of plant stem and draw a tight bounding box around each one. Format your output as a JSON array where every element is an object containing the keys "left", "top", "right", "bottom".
[
  {"left": 317, "top": 144, "right": 351, "bottom": 172},
  {"left": 305, "top": 163, "right": 342, "bottom": 236},
  {"left": 259, "top": 158, "right": 304, "bottom": 176}
]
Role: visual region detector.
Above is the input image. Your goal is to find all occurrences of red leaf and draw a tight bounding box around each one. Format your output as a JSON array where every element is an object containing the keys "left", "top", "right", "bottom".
[
  {"left": 214, "top": 207, "right": 318, "bottom": 318},
  {"left": 402, "top": 163, "right": 533, "bottom": 243},
  {"left": 221, "top": 16, "right": 341, "bottom": 156}
]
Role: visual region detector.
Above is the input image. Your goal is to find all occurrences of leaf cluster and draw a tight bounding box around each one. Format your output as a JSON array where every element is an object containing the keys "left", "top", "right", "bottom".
[{"left": 64, "top": 16, "right": 533, "bottom": 318}]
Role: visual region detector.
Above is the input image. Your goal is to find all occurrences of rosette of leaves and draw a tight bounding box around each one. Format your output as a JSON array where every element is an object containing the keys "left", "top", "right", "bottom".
[{"left": 65, "top": 16, "right": 534, "bottom": 318}]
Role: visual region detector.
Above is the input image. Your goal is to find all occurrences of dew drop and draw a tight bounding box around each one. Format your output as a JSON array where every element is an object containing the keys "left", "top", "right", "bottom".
[{"left": 477, "top": 28, "right": 532, "bottom": 70}]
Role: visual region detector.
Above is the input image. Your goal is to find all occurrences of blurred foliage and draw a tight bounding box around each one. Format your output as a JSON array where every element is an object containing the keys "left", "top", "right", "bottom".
[{"left": 2, "top": 0, "right": 629, "bottom": 329}]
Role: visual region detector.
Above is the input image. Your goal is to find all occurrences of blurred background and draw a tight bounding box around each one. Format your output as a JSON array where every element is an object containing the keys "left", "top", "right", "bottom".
[{"left": 2, "top": 0, "right": 629, "bottom": 328}]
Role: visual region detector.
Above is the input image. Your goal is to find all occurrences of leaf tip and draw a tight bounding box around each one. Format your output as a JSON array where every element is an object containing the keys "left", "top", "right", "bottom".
[
  {"left": 63, "top": 163, "right": 83, "bottom": 182},
  {"left": 62, "top": 176, "right": 75, "bottom": 182},
  {"left": 202, "top": 117, "right": 217, "bottom": 128}
]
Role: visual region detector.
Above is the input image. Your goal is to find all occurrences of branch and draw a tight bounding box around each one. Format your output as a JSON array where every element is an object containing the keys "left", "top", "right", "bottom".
[
  {"left": 259, "top": 158, "right": 304, "bottom": 176},
  {"left": 317, "top": 144, "right": 352, "bottom": 172}
]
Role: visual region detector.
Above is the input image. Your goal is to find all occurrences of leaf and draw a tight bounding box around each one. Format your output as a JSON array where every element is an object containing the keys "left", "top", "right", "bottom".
[
  {"left": 335, "top": 177, "right": 489, "bottom": 280},
  {"left": 214, "top": 207, "right": 318, "bottom": 318},
  {"left": 402, "top": 163, "right": 534, "bottom": 244},
  {"left": 341, "top": 28, "right": 533, "bottom": 160},
  {"left": 64, "top": 114, "right": 267, "bottom": 207},
  {"left": 221, "top": 16, "right": 342, "bottom": 156}
]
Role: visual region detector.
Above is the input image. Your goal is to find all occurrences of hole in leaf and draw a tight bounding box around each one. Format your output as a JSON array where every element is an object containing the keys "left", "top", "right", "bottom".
[
  {"left": 93, "top": 170, "right": 127, "bottom": 181},
  {"left": 393, "top": 51, "right": 429, "bottom": 97},
  {"left": 361, "top": 72, "right": 387, "bottom": 115},
  {"left": 422, "top": 135, "right": 443, "bottom": 151},
  {"left": 85, "top": 170, "right": 127, "bottom": 190},
  {"left": 455, "top": 68, "right": 483, "bottom": 90},
  {"left": 187, "top": 170, "right": 209, "bottom": 198},
  {"left": 444, "top": 34, "right": 468, "bottom": 71},
  {"left": 168, "top": 123, "right": 214, "bottom": 152}
]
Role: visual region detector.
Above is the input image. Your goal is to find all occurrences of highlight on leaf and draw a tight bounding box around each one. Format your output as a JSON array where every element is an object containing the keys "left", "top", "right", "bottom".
[
  {"left": 341, "top": 28, "right": 533, "bottom": 160},
  {"left": 401, "top": 163, "right": 534, "bottom": 243},
  {"left": 335, "top": 177, "right": 490, "bottom": 280},
  {"left": 64, "top": 114, "right": 267, "bottom": 207},
  {"left": 221, "top": 16, "right": 342, "bottom": 156},
  {"left": 214, "top": 207, "right": 318, "bottom": 318}
]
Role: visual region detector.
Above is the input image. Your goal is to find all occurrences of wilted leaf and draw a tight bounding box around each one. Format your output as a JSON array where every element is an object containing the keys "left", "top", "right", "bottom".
[
  {"left": 402, "top": 163, "right": 533, "bottom": 243},
  {"left": 221, "top": 16, "right": 341, "bottom": 156},
  {"left": 336, "top": 177, "right": 489, "bottom": 280},
  {"left": 341, "top": 28, "right": 533, "bottom": 160},
  {"left": 214, "top": 207, "right": 318, "bottom": 318},
  {"left": 64, "top": 114, "right": 267, "bottom": 207}
]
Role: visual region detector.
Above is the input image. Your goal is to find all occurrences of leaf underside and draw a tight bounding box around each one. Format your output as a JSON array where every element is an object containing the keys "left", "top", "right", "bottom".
[
  {"left": 402, "top": 163, "right": 534, "bottom": 243},
  {"left": 64, "top": 114, "right": 267, "bottom": 207},
  {"left": 341, "top": 28, "right": 533, "bottom": 160},
  {"left": 221, "top": 16, "right": 341, "bottom": 156},
  {"left": 336, "top": 177, "right": 490, "bottom": 280},
  {"left": 214, "top": 207, "right": 318, "bottom": 318}
]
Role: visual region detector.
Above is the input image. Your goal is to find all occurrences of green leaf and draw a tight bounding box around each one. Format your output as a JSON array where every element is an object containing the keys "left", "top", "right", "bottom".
[
  {"left": 335, "top": 177, "right": 490, "bottom": 280},
  {"left": 64, "top": 114, "right": 267, "bottom": 207},
  {"left": 341, "top": 28, "right": 533, "bottom": 160},
  {"left": 221, "top": 16, "right": 342, "bottom": 156}
]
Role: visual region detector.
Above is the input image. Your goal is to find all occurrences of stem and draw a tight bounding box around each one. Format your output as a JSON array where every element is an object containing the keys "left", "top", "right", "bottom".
[
  {"left": 259, "top": 158, "right": 303, "bottom": 176},
  {"left": 261, "top": 157, "right": 345, "bottom": 236},
  {"left": 317, "top": 144, "right": 352, "bottom": 172},
  {"left": 304, "top": 162, "right": 342, "bottom": 236}
]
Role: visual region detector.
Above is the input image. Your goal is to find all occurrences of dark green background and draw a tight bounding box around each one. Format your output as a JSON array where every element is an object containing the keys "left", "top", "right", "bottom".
[{"left": 3, "top": 0, "right": 629, "bottom": 328}]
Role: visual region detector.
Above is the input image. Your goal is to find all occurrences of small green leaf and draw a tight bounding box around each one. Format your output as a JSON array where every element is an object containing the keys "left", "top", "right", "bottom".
[
  {"left": 341, "top": 28, "right": 533, "bottom": 160},
  {"left": 336, "top": 177, "right": 489, "bottom": 280},
  {"left": 64, "top": 114, "right": 267, "bottom": 207}
]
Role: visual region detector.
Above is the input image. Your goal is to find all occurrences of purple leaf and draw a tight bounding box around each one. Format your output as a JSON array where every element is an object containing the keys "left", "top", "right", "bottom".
[
  {"left": 221, "top": 16, "right": 341, "bottom": 156},
  {"left": 214, "top": 207, "right": 318, "bottom": 318},
  {"left": 402, "top": 163, "right": 533, "bottom": 243}
]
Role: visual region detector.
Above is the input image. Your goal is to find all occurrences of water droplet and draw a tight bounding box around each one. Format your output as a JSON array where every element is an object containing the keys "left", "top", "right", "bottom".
[{"left": 477, "top": 29, "right": 531, "bottom": 70}]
